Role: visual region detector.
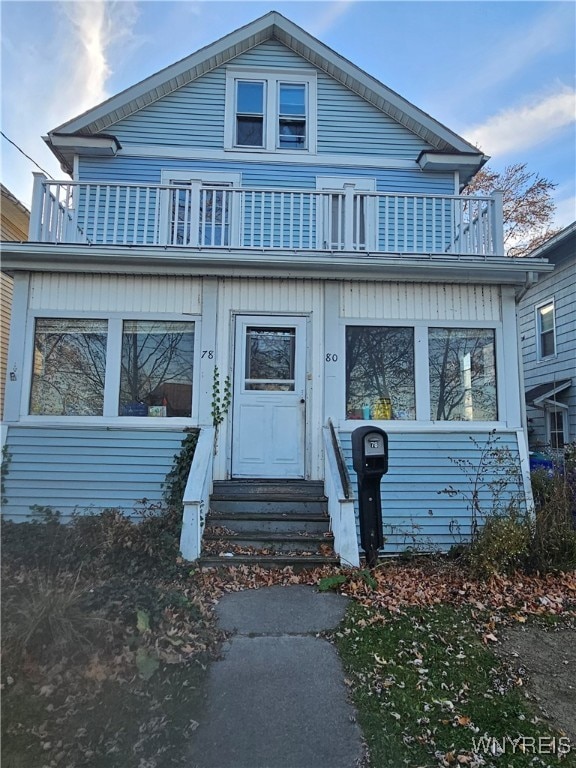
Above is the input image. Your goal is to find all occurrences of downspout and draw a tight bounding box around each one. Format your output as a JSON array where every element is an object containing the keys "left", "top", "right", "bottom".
[{"left": 515, "top": 270, "right": 537, "bottom": 303}]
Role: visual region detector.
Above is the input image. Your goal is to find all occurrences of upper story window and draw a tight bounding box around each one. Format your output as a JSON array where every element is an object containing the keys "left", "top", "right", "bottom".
[
  {"left": 536, "top": 300, "right": 556, "bottom": 359},
  {"left": 226, "top": 69, "right": 317, "bottom": 153}
]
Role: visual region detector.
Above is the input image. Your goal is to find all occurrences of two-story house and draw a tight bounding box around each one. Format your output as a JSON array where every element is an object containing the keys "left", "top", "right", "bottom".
[
  {"left": 518, "top": 222, "right": 575, "bottom": 455},
  {"left": 1, "top": 13, "right": 553, "bottom": 566}
]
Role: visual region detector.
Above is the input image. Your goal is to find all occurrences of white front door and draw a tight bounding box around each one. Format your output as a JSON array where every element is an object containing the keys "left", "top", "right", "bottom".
[{"left": 232, "top": 316, "right": 307, "bottom": 478}]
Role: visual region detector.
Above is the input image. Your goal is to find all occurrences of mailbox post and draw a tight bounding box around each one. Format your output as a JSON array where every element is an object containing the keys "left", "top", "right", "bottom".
[{"left": 352, "top": 426, "right": 388, "bottom": 568}]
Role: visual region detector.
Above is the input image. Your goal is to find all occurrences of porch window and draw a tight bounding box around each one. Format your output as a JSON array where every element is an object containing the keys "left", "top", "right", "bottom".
[
  {"left": 428, "top": 328, "right": 497, "bottom": 421},
  {"left": 30, "top": 318, "right": 107, "bottom": 416},
  {"left": 119, "top": 321, "right": 195, "bottom": 417},
  {"left": 345, "top": 326, "right": 415, "bottom": 420},
  {"left": 537, "top": 301, "right": 555, "bottom": 359}
]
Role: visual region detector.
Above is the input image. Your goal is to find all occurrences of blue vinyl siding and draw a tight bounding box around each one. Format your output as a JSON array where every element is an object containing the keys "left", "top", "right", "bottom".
[
  {"left": 109, "top": 39, "right": 432, "bottom": 158},
  {"left": 79, "top": 156, "right": 453, "bottom": 194},
  {"left": 339, "top": 430, "right": 526, "bottom": 554},
  {"left": 2, "top": 426, "right": 186, "bottom": 521}
]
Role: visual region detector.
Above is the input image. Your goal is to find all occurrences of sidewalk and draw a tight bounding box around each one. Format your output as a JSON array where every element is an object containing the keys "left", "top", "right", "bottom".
[{"left": 187, "top": 584, "right": 365, "bottom": 768}]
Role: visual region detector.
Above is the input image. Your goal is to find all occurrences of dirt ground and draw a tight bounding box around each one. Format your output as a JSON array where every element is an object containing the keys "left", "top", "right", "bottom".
[{"left": 498, "top": 626, "right": 576, "bottom": 744}]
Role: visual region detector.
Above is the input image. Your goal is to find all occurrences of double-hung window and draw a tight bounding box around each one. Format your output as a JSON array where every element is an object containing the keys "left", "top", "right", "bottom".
[
  {"left": 226, "top": 69, "right": 317, "bottom": 152},
  {"left": 536, "top": 300, "right": 556, "bottom": 359},
  {"left": 30, "top": 317, "right": 195, "bottom": 419}
]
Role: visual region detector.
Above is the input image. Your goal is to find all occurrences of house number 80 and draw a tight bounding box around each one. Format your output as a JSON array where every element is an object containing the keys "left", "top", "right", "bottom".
[{"left": 325, "top": 353, "right": 338, "bottom": 362}]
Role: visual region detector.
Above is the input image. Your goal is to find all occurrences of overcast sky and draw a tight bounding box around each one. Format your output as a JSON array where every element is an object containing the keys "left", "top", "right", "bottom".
[{"left": 1, "top": 0, "right": 575, "bottom": 227}]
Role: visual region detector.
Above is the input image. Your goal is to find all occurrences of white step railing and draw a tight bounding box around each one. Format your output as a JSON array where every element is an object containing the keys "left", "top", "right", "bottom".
[{"left": 29, "top": 173, "right": 504, "bottom": 256}]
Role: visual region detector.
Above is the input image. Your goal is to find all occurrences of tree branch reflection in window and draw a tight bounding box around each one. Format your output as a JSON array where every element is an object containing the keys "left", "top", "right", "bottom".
[{"left": 346, "top": 326, "right": 415, "bottom": 420}]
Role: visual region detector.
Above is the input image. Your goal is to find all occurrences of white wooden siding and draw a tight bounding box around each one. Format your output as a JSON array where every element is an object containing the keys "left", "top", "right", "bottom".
[
  {"left": 29, "top": 274, "right": 202, "bottom": 313},
  {"left": 340, "top": 282, "right": 502, "bottom": 321},
  {"left": 340, "top": 430, "right": 525, "bottom": 553},
  {"left": 2, "top": 426, "right": 186, "bottom": 520},
  {"left": 109, "top": 39, "right": 433, "bottom": 159}
]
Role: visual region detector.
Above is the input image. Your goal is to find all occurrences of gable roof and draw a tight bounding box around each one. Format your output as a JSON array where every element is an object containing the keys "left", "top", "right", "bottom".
[
  {"left": 47, "top": 11, "right": 484, "bottom": 165},
  {"left": 526, "top": 221, "right": 576, "bottom": 265}
]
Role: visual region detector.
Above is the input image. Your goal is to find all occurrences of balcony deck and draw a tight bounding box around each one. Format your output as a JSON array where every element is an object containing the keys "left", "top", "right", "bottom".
[{"left": 29, "top": 175, "right": 504, "bottom": 258}]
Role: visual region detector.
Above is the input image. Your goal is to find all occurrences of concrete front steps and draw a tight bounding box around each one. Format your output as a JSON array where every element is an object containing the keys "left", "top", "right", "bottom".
[{"left": 200, "top": 480, "right": 339, "bottom": 569}]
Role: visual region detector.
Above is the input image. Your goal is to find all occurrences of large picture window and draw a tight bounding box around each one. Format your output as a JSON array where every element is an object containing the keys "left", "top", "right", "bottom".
[
  {"left": 428, "top": 328, "right": 497, "bottom": 421},
  {"left": 119, "top": 321, "right": 195, "bottom": 417},
  {"left": 30, "top": 318, "right": 107, "bottom": 416},
  {"left": 29, "top": 317, "right": 195, "bottom": 419},
  {"left": 346, "top": 326, "right": 415, "bottom": 420}
]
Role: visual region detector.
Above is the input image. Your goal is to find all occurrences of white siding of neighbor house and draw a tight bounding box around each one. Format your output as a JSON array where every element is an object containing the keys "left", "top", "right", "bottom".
[
  {"left": 518, "top": 255, "right": 576, "bottom": 446},
  {"left": 109, "top": 39, "right": 432, "bottom": 159},
  {"left": 2, "top": 426, "right": 186, "bottom": 521},
  {"left": 339, "top": 430, "right": 526, "bottom": 553}
]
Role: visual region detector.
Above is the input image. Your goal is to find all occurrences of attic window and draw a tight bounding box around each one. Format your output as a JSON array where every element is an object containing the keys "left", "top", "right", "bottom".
[
  {"left": 236, "top": 81, "right": 265, "bottom": 147},
  {"left": 226, "top": 69, "right": 316, "bottom": 153}
]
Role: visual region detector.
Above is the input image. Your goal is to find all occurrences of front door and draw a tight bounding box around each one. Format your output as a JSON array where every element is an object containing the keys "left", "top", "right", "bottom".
[{"left": 232, "top": 316, "right": 306, "bottom": 478}]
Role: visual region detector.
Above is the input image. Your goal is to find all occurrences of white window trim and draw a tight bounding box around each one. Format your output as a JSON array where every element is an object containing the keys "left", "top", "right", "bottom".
[
  {"left": 159, "top": 170, "right": 241, "bottom": 247},
  {"left": 225, "top": 68, "right": 317, "bottom": 153},
  {"left": 535, "top": 298, "right": 556, "bottom": 361},
  {"left": 316, "top": 177, "right": 377, "bottom": 251},
  {"left": 22, "top": 310, "right": 201, "bottom": 425}
]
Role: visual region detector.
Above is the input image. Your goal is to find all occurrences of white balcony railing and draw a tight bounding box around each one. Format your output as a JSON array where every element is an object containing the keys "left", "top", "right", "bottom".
[{"left": 29, "top": 173, "right": 504, "bottom": 257}]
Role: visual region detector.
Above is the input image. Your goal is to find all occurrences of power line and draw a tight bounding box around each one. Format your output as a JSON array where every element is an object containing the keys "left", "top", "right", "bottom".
[{"left": 1, "top": 131, "right": 54, "bottom": 179}]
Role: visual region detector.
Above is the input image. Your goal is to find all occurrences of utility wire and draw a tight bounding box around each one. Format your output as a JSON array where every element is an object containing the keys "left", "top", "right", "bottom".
[{"left": 1, "top": 130, "right": 54, "bottom": 179}]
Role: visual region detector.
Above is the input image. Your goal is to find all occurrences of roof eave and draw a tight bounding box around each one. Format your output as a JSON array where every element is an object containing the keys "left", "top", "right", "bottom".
[{"left": 46, "top": 11, "right": 485, "bottom": 160}]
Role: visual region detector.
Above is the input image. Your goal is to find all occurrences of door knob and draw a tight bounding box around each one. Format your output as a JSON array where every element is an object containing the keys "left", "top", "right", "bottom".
[{"left": 300, "top": 398, "right": 305, "bottom": 404}]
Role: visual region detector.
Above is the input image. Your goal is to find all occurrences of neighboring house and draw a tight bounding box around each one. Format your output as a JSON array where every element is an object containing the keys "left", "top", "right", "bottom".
[
  {"left": 1, "top": 185, "right": 30, "bottom": 417},
  {"left": 1, "top": 13, "right": 554, "bottom": 563},
  {"left": 518, "top": 222, "right": 576, "bottom": 454}
]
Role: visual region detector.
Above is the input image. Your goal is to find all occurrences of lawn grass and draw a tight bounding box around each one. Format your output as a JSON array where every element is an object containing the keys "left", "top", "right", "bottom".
[{"left": 336, "top": 603, "right": 575, "bottom": 768}]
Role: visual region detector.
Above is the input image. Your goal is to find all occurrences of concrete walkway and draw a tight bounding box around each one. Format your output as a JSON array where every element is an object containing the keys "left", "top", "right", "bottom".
[{"left": 187, "top": 585, "right": 364, "bottom": 768}]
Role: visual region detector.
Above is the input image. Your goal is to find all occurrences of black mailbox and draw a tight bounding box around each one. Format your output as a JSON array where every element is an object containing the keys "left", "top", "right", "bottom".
[{"left": 351, "top": 426, "right": 389, "bottom": 568}]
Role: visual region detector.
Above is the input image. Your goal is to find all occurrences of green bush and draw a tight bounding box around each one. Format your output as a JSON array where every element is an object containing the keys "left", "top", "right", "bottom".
[{"left": 468, "top": 511, "right": 532, "bottom": 576}]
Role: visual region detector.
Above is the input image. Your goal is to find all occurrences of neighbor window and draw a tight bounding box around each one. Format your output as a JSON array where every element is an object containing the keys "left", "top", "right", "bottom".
[
  {"left": 548, "top": 410, "right": 566, "bottom": 451},
  {"left": 226, "top": 70, "right": 316, "bottom": 152},
  {"left": 537, "top": 301, "right": 555, "bottom": 359},
  {"left": 428, "top": 328, "right": 497, "bottom": 421},
  {"left": 119, "top": 321, "right": 195, "bottom": 417},
  {"left": 30, "top": 318, "right": 107, "bottom": 416},
  {"left": 346, "top": 326, "right": 415, "bottom": 420}
]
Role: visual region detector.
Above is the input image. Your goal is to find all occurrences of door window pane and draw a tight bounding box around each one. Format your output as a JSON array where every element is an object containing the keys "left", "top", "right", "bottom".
[
  {"left": 549, "top": 411, "right": 565, "bottom": 450},
  {"left": 346, "top": 326, "right": 415, "bottom": 419},
  {"left": 119, "top": 321, "right": 194, "bottom": 416},
  {"left": 245, "top": 327, "right": 295, "bottom": 391},
  {"left": 236, "top": 81, "right": 264, "bottom": 146},
  {"left": 30, "top": 318, "right": 107, "bottom": 415},
  {"left": 429, "top": 328, "right": 497, "bottom": 421}
]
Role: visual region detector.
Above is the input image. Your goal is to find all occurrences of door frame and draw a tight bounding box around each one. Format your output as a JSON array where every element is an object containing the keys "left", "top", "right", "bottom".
[{"left": 229, "top": 313, "right": 310, "bottom": 479}]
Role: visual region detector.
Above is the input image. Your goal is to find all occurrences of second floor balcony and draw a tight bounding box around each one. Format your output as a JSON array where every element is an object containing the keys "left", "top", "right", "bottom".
[{"left": 30, "top": 174, "right": 504, "bottom": 258}]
